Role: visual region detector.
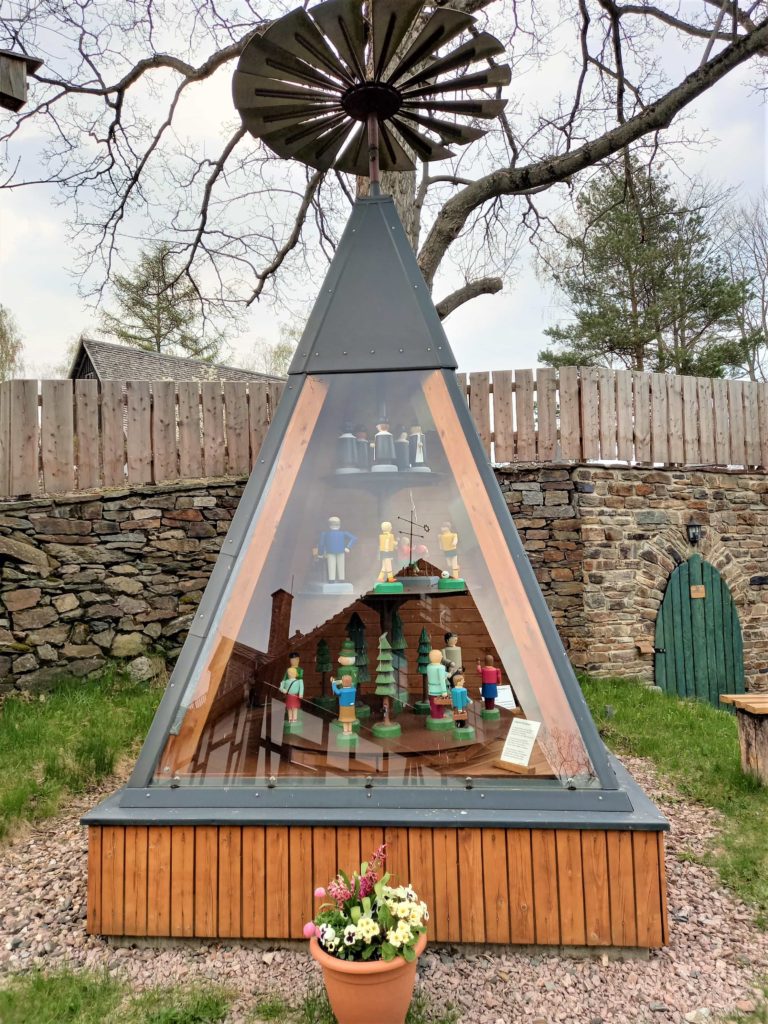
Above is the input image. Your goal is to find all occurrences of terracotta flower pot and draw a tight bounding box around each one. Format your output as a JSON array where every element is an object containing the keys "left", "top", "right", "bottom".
[{"left": 309, "top": 931, "right": 427, "bottom": 1024}]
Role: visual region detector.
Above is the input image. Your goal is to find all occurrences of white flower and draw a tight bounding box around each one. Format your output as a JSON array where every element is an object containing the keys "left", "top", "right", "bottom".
[
  {"left": 395, "top": 901, "right": 411, "bottom": 919},
  {"left": 325, "top": 937, "right": 339, "bottom": 952},
  {"left": 343, "top": 925, "right": 357, "bottom": 946},
  {"left": 386, "top": 927, "right": 402, "bottom": 949},
  {"left": 319, "top": 924, "right": 336, "bottom": 945}
]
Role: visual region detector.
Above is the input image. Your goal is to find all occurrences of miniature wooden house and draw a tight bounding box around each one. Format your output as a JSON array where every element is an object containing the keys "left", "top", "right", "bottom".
[
  {"left": 0, "top": 50, "right": 42, "bottom": 113},
  {"left": 84, "top": 192, "right": 668, "bottom": 949}
]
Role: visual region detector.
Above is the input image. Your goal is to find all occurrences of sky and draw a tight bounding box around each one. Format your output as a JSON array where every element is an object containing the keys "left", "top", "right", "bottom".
[{"left": 0, "top": 8, "right": 766, "bottom": 377}]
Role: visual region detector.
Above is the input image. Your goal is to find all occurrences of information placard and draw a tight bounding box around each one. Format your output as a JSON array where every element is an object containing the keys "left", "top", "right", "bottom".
[{"left": 498, "top": 718, "right": 541, "bottom": 767}]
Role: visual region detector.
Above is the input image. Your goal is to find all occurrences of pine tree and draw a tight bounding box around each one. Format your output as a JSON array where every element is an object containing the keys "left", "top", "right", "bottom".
[
  {"left": 100, "top": 242, "right": 225, "bottom": 360},
  {"left": 390, "top": 610, "right": 408, "bottom": 711},
  {"left": 315, "top": 638, "right": 332, "bottom": 697},
  {"left": 417, "top": 627, "right": 431, "bottom": 704},
  {"left": 374, "top": 633, "right": 396, "bottom": 698}
]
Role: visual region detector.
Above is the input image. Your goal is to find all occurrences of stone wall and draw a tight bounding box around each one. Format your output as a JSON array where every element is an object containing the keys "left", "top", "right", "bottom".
[{"left": 1, "top": 465, "right": 766, "bottom": 694}]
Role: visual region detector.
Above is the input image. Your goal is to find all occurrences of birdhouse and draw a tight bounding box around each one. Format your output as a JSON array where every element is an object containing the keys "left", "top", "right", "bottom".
[
  {"left": 0, "top": 49, "right": 43, "bottom": 113},
  {"left": 84, "top": 0, "right": 668, "bottom": 951}
]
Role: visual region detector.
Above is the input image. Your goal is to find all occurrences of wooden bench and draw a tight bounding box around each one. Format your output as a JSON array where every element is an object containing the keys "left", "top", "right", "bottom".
[{"left": 720, "top": 693, "right": 768, "bottom": 785}]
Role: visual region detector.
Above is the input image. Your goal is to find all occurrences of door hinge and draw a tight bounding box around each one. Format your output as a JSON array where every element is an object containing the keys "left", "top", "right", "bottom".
[{"left": 653, "top": 646, "right": 666, "bottom": 654}]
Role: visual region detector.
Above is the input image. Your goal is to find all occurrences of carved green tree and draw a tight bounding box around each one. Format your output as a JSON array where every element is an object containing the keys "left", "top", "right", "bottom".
[
  {"left": 417, "top": 627, "right": 431, "bottom": 705},
  {"left": 374, "top": 633, "right": 397, "bottom": 724},
  {"left": 391, "top": 610, "right": 408, "bottom": 712},
  {"left": 315, "top": 637, "right": 332, "bottom": 697},
  {"left": 347, "top": 612, "right": 370, "bottom": 685}
]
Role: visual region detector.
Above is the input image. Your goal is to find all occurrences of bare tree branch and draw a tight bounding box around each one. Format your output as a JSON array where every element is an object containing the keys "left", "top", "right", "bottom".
[{"left": 435, "top": 277, "right": 503, "bottom": 319}]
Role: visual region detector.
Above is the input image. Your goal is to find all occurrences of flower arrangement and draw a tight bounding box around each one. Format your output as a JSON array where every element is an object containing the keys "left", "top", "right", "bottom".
[{"left": 303, "top": 845, "right": 428, "bottom": 963}]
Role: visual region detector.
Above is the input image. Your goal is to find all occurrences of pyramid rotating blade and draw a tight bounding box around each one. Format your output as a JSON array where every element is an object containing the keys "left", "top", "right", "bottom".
[
  {"left": 261, "top": 111, "right": 348, "bottom": 159},
  {"left": 238, "top": 33, "right": 342, "bottom": 92},
  {"left": 241, "top": 102, "right": 342, "bottom": 139},
  {"left": 311, "top": 0, "right": 368, "bottom": 80},
  {"left": 334, "top": 121, "right": 368, "bottom": 175},
  {"left": 399, "top": 33, "right": 507, "bottom": 92},
  {"left": 377, "top": 120, "right": 415, "bottom": 171},
  {"left": 390, "top": 117, "right": 454, "bottom": 162},
  {"left": 402, "top": 65, "right": 511, "bottom": 100},
  {"left": 292, "top": 118, "right": 354, "bottom": 170},
  {"left": 233, "top": 72, "right": 338, "bottom": 115},
  {"left": 402, "top": 97, "right": 507, "bottom": 119},
  {"left": 385, "top": 8, "right": 474, "bottom": 85},
  {"left": 396, "top": 108, "right": 486, "bottom": 145},
  {"left": 263, "top": 7, "right": 355, "bottom": 86},
  {"left": 372, "top": 0, "right": 423, "bottom": 80}
]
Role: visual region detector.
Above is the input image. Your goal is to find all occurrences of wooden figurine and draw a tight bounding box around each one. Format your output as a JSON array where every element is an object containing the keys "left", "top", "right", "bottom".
[
  {"left": 425, "top": 649, "right": 452, "bottom": 730},
  {"left": 442, "top": 631, "right": 463, "bottom": 685},
  {"left": 314, "top": 516, "right": 356, "bottom": 586},
  {"left": 438, "top": 521, "right": 460, "bottom": 578},
  {"left": 408, "top": 423, "right": 430, "bottom": 472},
  {"left": 355, "top": 425, "right": 371, "bottom": 470},
  {"left": 478, "top": 653, "right": 502, "bottom": 720},
  {"left": 332, "top": 673, "right": 358, "bottom": 740},
  {"left": 372, "top": 633, "right": 401, "bottom": 738},
  {"left": 372, "top": 419, "right": 398, "bottom": 472},
  {"left": 450, "top": 673, "right": 475, "bottom": 738},
  {"left": 280, "top": 665, "right": 304, "bottom": 728},
  {"left": 377, "top": 521, "right": 397, "bottom": 582},
  {"left": 394, "top": 427, "right": 411, "bottom": 471},
  {"left": 336, "top": 422, "right": 361, "bottom": 473}
]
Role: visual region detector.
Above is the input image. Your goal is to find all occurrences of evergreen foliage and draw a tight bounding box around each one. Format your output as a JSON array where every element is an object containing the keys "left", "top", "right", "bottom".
[
  {"left": 539, "top": 161, "right": 748, "bottom": 377},
  {"left": 417, "top": 628, "right": 431, "bottom": 675},
  {"left": 314, "top": 638, "right": 332, "bottom": 696},
  {"left": 100, "top": 243, "right": 225, "bottom": 360},
  {"left": 347, "top": 613, "right": 369, "bottom": 684},
  {"left": 374, "top": 633, "right": 397, "bottom": 697}
]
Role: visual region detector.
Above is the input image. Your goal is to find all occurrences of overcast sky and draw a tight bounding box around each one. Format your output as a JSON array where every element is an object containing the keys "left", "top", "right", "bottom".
[{"left": 0, "top": 15, "right": 765, "bottom": 378}]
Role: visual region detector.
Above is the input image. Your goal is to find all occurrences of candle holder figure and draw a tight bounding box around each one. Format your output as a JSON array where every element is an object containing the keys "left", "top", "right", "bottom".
[
  {"left": 372, "top": 419, "right": 398, "bottom": 472},
  {"left": 394, "top": 427, "right": 410, "bottom": 472},
  {"left": 408, "top": 423, "right": 430, "bottom": 472},
  {"left": 314, "top": 516, "right": 356, "bottom": 594},
  {"left": 425, "top": 649, "right": 453, "bottom": 731},
  {"left": 332, "top": 673, "right": 359, "bottom": 743},
  {"left": 336, "top": 422, "right": 361, "bottom": 473},
  {"left": 478, "top": 653, "right": 502, "bottom": 720},
  {"left": 280, "top": 665, "right": 304, "bottom": 732},
  {"left": 375, "top": 521, "right": 403, "bottom": 593},
  {"left": 451, "top": 673, "right": 475, "bottom": 739},
  {"left": 354, "top": 425, "right": 371, "bottom": 470}
]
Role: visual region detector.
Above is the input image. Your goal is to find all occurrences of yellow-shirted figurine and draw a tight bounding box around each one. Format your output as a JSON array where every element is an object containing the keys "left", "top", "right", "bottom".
[
  {"left": 378, "top": 521, "right": 397, "bottom": 582},
  {"left": 438, "top": 521, "right": 460, "bottom": 579}
]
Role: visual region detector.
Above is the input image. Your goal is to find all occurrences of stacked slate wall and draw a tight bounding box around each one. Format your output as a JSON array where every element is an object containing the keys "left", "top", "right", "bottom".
[{"left": 0, "top": 467, "right": 766, "bottom": 694}]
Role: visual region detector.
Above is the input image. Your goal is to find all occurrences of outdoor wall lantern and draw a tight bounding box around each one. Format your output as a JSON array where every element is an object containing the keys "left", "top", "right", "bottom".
[{"left": 686, "top": 518, "right": 703, "bottom": 546}]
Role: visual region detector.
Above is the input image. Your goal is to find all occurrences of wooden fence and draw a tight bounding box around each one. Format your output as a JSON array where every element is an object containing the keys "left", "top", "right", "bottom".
[{"left": 0, "top": 368, "right": 766, "bottom": 498}]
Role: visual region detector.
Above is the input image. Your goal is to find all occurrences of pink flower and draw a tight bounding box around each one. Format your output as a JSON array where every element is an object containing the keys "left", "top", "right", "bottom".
[
  {"left": 314, "top": 887, "right": 326, "bottom": 898},
  {"left": 302, "top": 921, "right": 315, "bottom": 939}
]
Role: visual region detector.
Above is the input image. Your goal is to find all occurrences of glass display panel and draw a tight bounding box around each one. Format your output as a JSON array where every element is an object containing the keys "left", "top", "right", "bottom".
[{"left": 153, "top": 370, "right": 597, "bottom": 790}]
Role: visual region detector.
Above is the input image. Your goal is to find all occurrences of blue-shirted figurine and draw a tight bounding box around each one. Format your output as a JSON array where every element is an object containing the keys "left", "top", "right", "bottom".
[
  {"left": 314, "top": 516, "right": 357, "bottom": 583},
  {"left": 332, "top": 673, "right": 358, "bottom": 739}
]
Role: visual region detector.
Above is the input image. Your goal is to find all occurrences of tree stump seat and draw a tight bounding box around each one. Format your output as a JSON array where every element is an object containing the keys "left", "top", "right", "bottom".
[{"left": 720, "top": 693, "right": 768, "bottom": 785}]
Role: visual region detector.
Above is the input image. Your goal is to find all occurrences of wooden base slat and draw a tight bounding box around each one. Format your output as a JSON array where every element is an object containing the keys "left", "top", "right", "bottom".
[{"left": 86, "top": 824, "right": 667, "bottom": 949}]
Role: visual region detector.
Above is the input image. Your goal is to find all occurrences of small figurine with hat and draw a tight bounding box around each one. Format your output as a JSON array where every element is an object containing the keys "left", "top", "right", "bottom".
[
  {"left": 478, "top": 653, "right": 502, "bottom": 720},
  {"left": 450, "top": 673, "right": 475, "bottom": 739},
  {"left": 332, "top": 673, "right": 358, "bottom": 742}
]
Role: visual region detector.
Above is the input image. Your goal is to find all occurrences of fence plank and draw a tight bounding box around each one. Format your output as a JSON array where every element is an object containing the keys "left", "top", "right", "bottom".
[
  {"left": 598, "top": 367, "right": 617, "bottom": 461},
  {"left": 223, "top": 381, "right": 250, "bottom": 475},
  {"left": 615, "top": 370, "right": 633, "bottom": 462},
  {"left": 536, "top": 368, "right": 557, "bottom": 461},
  {"left": 152, "top": 381, "right": 177, "bottom": 484},
  {"left": 712, "top": 378, "right": 730, "bottom": 466},
  {"left": 202, "top": 381, "right": 226, "bottom": 478},
  {"left": 650, "top": 373, "right": 669, "bottom": 464},
  {"left": 632, "top": 372, "right": 651, "bottom": 463},
  {"left": 75, "top": 380, "right": 100, "bottom": 490},
  {"left": 125, "top": 380, "right": 152, "bottom": 485},
  {"left": 0, "top": 381, "right": 11, "bottom": 496},
  {"left": 743, "top": 381, "right": 761, "bottom": 468},
  {"left": 682, "top": 375, "right": 700, "bottom": 465},
  {"left": 697, "top": 377, "right": 715, "bottom": 465},
  {"left": 10, "top": 380, "right": 39, "bottom": 495},
  {"left": 558, "top": 366, "right": 581, "bottom": 461},
  {"left": 515, "top": 369, "right": 535, "bottom": 462},
  {"left": 469, "top": 371, "right": 491, "bottom": 457},
  {"left": 248, "top": 382, "right": 271, "bottom": 467},
  {"left": 728, "top": 380, "right": 746, "bottom": 467},
  {"left": 178, "top": 382, "right": 202, "bottom": 478},
  {"left": 666, "top": 375, "right": 683, "bottom": 464},
  {"left": 758, "top": 383, "right": 768, "bottom": 470},
  {"left": 580, "top": 367, "right": 600, "bottom": 461},
  {"left": 41, "top": 380, "right": 74, "bottom": 494},
  {"left": 101, "top": 381, "right": 125, "bottom": 488},
  {"left": 491, "top": 370, "right": 514, "bottom": 463}
]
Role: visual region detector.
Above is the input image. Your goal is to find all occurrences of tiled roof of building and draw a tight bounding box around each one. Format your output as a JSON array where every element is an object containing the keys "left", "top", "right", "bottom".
[{"left": 68, "top": 337, "right": 284, "bottom": 384}]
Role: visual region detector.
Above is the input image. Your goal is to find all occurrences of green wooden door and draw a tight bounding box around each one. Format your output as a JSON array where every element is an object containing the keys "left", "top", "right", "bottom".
[{"left": 654, "top": 554, "right": 744, "bottom": 705}]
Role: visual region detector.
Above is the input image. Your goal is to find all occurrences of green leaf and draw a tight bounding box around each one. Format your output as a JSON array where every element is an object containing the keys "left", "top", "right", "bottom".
[
  {"left": 381, "top": 943, "right": 397, "bottom": 961},
  {"left": 402, "top": 944, "right": 416, "bottom": 962},
  {"left": 350, "top": 906, "right": 361, "bottom": 923},
  {"left": 362, "top": 896, "right": 371, "bottom": 915}
]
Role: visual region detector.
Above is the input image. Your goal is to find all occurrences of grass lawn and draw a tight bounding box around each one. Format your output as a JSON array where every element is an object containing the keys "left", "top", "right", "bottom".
[
  {"left": 582, "top": 677, "right": 768, "bottom": 925},
  {"left": 0, "top": 666, "right": 162, "bottom": 840}
]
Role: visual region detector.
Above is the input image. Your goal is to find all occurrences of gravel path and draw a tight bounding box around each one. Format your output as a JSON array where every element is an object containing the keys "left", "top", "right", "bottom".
[{"left": 0, "top": 757, "right": 766, "bottom": 1024}]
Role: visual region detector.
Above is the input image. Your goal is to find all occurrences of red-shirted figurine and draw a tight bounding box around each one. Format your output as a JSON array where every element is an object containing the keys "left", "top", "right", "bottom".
[{"left": 477, "top": 653, "right": 502, "bottom": 720}]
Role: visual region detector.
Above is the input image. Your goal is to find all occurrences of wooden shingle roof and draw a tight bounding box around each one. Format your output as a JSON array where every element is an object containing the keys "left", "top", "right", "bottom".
[{"left": 69, "top": 337, "right": 283, "bottom": 384}]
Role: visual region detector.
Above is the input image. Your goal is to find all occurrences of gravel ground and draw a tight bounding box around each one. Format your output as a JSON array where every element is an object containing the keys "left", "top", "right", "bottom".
[{"left": 0, "top": 757, "right": 766, "bottom": 1024}]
